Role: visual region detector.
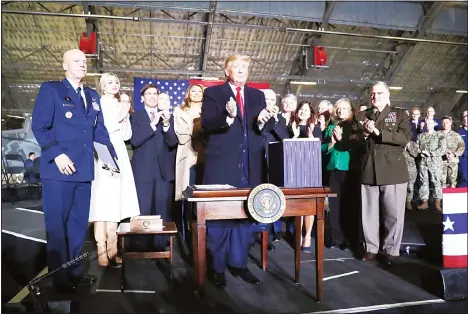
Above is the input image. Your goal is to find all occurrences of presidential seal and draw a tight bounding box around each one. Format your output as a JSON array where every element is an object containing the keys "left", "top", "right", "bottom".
[{"left": 247, "top": 183, "right": 286, "bottom": 223}]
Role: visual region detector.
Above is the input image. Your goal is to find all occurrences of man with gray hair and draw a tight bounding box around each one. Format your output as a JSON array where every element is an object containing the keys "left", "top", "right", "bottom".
[{"left": 355, "top": 81, "right": 411, "bottom": 265}]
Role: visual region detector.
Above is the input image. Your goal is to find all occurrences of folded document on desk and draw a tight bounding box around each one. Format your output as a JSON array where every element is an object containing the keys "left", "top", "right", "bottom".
[{"left": 130, "top": 215, "right": 164, "bottom": 232}]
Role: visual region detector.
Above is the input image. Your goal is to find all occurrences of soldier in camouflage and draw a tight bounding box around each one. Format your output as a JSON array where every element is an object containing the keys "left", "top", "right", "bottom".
[
  {"left": 440, "top": 116, "right": 465, "bottom": 188},
  {"left": 416, "top": 119, "right": 447, "bottom": 211},
  {"left": 404, "top": 141, "right": 419, "bottom": 209}
]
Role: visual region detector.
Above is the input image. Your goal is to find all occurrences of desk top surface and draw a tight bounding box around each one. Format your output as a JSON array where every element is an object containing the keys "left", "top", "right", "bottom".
[{"left": 185, "top": 186, "right": 335, "bottom": 201}]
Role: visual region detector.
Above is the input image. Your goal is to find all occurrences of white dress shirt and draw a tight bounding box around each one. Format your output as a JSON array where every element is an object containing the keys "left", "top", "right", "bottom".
[
  {"left": 145, "top": 106, "right": 170, "bottom": 132},
  {"left": 66, "top": 78, "right": 87, "bottom": 108}
]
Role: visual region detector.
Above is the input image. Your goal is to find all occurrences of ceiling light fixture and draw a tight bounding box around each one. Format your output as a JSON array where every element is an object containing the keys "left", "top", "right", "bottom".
[
  {"left": 86, "top": 73, "right": 104, "bottom": 77},
  {"left": 455, "top": 90, "right": 468, "bottom": 94},
  {"left": 189, "top": 76, "right": 222, "bottom": 81},
  {"left": 6, "top": 115, "right": 26, "bottom": 119},
  {"left": 290, "top": 81, "right": 317, "bottom": 85},
  {"left": 389, "top": 86, "right": 403, "bottom": 90}
]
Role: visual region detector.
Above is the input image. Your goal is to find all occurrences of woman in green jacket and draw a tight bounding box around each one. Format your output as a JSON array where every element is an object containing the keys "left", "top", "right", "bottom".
[{"left": 321, "top": 98, "right": 359, "bottom": 251}]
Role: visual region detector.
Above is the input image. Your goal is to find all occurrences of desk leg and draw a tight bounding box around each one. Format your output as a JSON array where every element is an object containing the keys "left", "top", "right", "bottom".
[
  {"left": 315, "top": 201, "right": 325, "bottom": 302},
  {"left": 120, "top": 236, "right": 125, "bottom": 293},
  {"left": 192, "top": 221, "right": 206, "bottom": 297},
  {"left": 294, "top": 216, "right": 301, "bottom": 284}
]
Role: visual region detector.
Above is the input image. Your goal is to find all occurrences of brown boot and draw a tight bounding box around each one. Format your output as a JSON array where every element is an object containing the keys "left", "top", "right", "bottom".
[
  {"left": 406, "top": 198, "right": 412, "bottom": 210},
  {"left": 434, "top": 199, "right": 442, "bottom": 211},
  {"left": 96, "top": 242, "right": 109, "bottom": 267},
  {"left": 417, "top": 199, "right": 429, "bottom": 210}
]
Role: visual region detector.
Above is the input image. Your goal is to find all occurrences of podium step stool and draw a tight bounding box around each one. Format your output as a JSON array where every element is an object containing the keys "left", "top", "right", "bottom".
[{"left": 117, "top": 222, "right": 178, "bottom": 292}]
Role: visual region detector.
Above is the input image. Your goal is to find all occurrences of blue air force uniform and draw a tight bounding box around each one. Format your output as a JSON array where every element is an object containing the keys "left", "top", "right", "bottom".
[
  {"left": 31, "top": 78, "right": 115, "bottom": 285},
  {"left": 457, "top": 127, "right": 468, "bottom": 187}
]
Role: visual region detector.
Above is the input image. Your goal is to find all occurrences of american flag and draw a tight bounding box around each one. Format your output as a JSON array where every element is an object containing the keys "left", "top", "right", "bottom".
[
  {"left": 133, "top": 78, "right": 190, "bottom": 112},
  {"left": 442, "top": 187, "right": 468, "bottom": 268},
  {"left": 133, "top": 77, "right": 271, "bottom": 112}
]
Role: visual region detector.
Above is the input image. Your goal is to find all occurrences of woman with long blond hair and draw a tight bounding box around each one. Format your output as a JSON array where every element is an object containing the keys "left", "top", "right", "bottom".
[
  {"left": 173, "top": 84, "right": 206, "bottom": 238},
  {"left": 321, "top": 98, "right": 359, "bottom": 251},
  {"left": 89, "top": 73, "right": 140, "bottom": 267}
]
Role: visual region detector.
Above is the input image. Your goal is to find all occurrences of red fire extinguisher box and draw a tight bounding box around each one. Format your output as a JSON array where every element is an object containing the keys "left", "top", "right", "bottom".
[{"left": 79, "top": 32, "right": 97, "bottom": 54}]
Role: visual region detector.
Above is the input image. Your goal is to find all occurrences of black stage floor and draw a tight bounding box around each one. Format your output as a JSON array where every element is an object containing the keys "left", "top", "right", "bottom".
[{"left": 2, "top": 200, "right": 467, "bottom": 313}]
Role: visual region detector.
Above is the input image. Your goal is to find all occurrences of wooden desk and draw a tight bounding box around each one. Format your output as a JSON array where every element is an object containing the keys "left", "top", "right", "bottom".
[
  {"left": 117, "top": 222, "right": 178, "bottom": 292},
  {"left": 185, "top": 187, "right": 334, "bottom": 302}
]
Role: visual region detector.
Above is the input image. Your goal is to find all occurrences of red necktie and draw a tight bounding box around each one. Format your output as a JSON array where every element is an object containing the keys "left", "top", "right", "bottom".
[{"left": 236, "top": 87, "right": 244, "bottom": 118}]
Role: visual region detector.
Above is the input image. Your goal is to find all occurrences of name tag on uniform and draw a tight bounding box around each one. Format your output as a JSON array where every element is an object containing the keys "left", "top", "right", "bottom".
[
  {"left": 385, "top": 112, "right": 397, "bottom": 123},
  {"left": 63, "top": 103, "right": 74, "bottom": 107}
]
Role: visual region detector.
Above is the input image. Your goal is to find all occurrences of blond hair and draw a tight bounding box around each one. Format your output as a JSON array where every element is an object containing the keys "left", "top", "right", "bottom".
[
  {"left": 224, "top": 54, "right": 250, "bottom": 76},
  {"left": 97, "top": 72, "right": 120, "bottom": 97},
  {"left": 332, "top": 98, "right": 353, "bottom": 122}
]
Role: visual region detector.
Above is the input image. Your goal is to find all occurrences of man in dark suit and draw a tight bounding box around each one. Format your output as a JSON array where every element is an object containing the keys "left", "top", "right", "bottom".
[
  {"left": 24, "top": 152, "right": 39, "bottom": 183},
  {"left": 201, "top": 54, "right": 276, "bottom": 288},
  {"left": 32, "top": 49, "right": 116, "bottom": 293},
  {"left": 130, "top": 85, "right": 178, "bottom": 249},
  {"left": 355, "top": 81, "right": 411, "bottom": 266}
]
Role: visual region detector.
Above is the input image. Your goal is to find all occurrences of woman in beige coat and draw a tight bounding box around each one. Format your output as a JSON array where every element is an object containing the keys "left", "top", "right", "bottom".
[{"left": 173, "top": 84, "right": 206, "bottom": 237}]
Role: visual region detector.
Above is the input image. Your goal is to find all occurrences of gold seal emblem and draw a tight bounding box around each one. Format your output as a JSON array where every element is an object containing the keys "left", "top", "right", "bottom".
[
  {"left": 247, "top": 183, "right": 286, "bottom": 223},
  {"left": 65, "top": 111, "right": 73, "bottom": 119}
]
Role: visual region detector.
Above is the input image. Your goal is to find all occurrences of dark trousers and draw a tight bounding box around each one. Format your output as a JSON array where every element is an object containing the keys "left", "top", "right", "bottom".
[
  {"left": 42, "top": 179, "right": 91, "bottom": 285},
  {"left": 206, "top": 179, "right": 252, "bottom": 273},
  {"left": 328, "top": 170, "right": 361, "bottom": 247},
  {"left": 458, "top": 157, "right": 468, "bottom": 187},
  {"left": 134, "top": 175, "right": 174, "bottom": 250},
  {"left": 207, "top": 224, "right": 253, "bottom": 273}
]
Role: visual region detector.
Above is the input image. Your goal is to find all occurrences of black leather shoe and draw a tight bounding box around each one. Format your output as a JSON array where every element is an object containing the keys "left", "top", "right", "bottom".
[
  {"left": 70, "top": 274, "right": 97, "bottom": 287},
  {"left": 339, "top": 242, "right": 350, "bottom": 251},
  {"left": 210, "top": 272, "right": 226, "bottom": 289},
  {"left": 379, "top": 253, "right": 397, "bottom": 266},
  {"left": 273, "top": 233, "right": 282, "bottom": 242},
  {"left": 229, "top": 267, "right": 260, "bottom": 284},
  {"left": 267, "top": 242, "right": 275, "bottom": 251},
  {"left": 325, "top": 241, "right": 337, "bottom": 249},
  {"left": 55, "top": 283, "right": 76, "bottom": 294}
]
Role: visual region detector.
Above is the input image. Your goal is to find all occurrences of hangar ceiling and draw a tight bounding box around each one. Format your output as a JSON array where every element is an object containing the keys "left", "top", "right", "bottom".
[{"left": 1, "top": 1, "right": 467, "bottom": 120}]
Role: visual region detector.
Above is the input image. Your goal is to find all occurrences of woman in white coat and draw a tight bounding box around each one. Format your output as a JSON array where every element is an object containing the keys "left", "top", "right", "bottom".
[
  {"left": 89, "top": 73, "right": 140, "bottom": 267},
  {"left": 173, "top": 84, "right": 206, "bottom": 238}
]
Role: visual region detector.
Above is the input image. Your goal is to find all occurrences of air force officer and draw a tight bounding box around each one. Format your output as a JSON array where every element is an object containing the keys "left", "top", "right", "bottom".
[{"left": 32, "top": 49, "right": 116, "bottom": 293}]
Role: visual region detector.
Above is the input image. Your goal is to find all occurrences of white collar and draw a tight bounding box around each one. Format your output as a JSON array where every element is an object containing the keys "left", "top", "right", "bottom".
[{"left": 66, "top": 77, "right": 84, "bottom": 92}]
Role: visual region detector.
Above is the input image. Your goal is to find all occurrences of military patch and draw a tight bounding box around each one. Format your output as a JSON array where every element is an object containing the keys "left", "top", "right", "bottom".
[
  {"left": 247, "top": 183, "right": 286, "bottom": 224},
  {"left": 385, "top": 112, "right": 397, "bottom": 123},
  {"left": 65, "top": 111, "right": 73, "bottom": 119},
  {"left": 92, "top": 100, "right": 100, "bottom": 111}
]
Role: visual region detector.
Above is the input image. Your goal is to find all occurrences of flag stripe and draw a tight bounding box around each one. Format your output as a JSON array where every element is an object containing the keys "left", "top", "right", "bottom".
[
  {"left": 443, "top": 213, "right": 468, "bottom": 234},
  {"left": 442, "top": 234, "right": 468, "bottom": 255},
  {"left": 442, "top": 187, "right": 468, "bottom": 194},
  {"left": 443, "top": 255, "right": 468, "bottom": 268},
  {"left": 442, "top": 191, "right": 468, "bottom": 214}
]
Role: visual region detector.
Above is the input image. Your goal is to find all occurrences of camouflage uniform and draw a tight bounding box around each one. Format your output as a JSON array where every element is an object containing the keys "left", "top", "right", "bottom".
[
  {"left": 404, "top": 141, "right": 420, "bottom": 203},
  {"left": 441, "top": 130, "right": 465, "bottom": 188},
  {"left": 416, "top": 131, "right": 447, "bottom": 200}
]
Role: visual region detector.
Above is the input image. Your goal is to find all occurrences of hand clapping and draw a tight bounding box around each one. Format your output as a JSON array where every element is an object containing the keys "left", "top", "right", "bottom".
[
  {"left": 291, "top": 121, "right": 300, "bottom": 138},
  {"left": 333, "top": 125, "right": 343, "bottom": 142},
  {"left": 161, "top": 109, "right": 171, "bottom": 126},
  {"left": 226, "top": 97, "right": 237, "bottom": 118}
]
